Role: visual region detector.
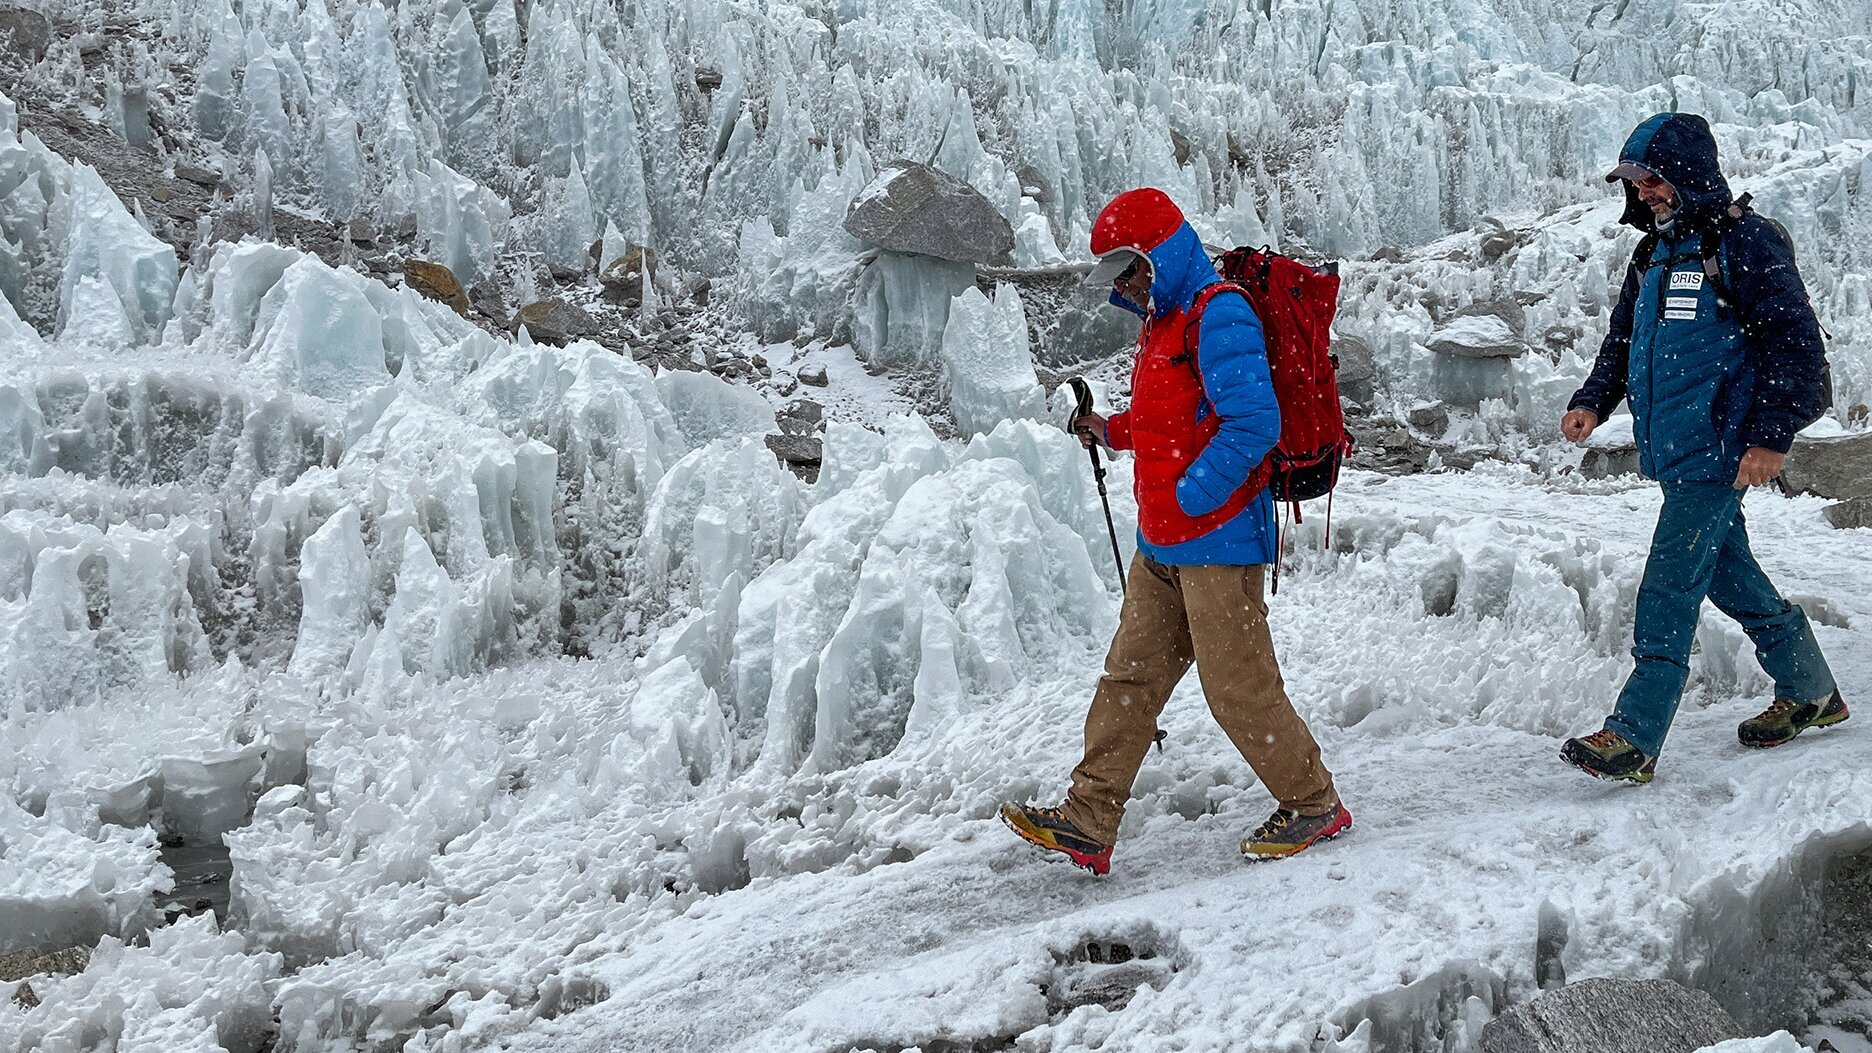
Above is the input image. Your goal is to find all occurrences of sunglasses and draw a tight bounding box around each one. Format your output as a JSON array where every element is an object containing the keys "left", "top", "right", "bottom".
[
  {"left": 1630, "top": 172, "right": 1668, "bottom": 190},
  {"left": 1115, "top": 258, "right": 1142, "bottom": 284}
]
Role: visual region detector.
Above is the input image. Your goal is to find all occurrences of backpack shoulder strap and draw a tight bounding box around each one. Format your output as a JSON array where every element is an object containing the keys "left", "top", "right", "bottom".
[
  {"left": 1174, "top": 282, "right": 1247, "bottom": 369},
  {"left": 1630, "top": 231, "right": 1660, "bottom": 275},
  {"left": 1701, "top": 192, "right": 1754, "bottom": 309}
]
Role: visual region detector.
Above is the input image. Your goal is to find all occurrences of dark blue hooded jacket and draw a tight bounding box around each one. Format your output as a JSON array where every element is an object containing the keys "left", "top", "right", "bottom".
[{"left": 1569, "top": 113, "right": 1829, "bottom": 481}]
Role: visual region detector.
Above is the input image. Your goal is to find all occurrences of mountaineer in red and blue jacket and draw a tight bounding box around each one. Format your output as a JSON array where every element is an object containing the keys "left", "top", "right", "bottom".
[{"left": 1000, "top": 188, "right": 1349, "bottom": 875}]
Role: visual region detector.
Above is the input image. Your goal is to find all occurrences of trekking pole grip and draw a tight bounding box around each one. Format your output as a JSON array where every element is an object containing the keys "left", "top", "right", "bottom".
[{"left": 1066, "top": 377, "right": 1127, "bottom": 594}]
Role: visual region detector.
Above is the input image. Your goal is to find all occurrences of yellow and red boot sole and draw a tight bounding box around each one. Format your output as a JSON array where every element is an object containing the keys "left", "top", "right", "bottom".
[
  {"left": 999, "top": 803, "right": 1113, "bottom": 876},
  {"left": 1241, "top": 803, "right": 1353, "bottom": 862}
]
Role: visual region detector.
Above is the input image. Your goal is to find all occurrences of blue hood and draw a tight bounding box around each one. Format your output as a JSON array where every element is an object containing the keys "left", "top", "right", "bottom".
[
  {"left": 1109, "top": 221, "right": 1220, "bottom": 318},
  {"left": 1610, "top": 113, "right": 1734, "bottom": 235}
]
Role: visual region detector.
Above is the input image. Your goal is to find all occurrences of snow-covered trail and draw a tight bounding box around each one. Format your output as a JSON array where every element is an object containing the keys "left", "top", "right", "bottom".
[{"left": 506, "top": 470, "right": 1872, "bottom": 1053}]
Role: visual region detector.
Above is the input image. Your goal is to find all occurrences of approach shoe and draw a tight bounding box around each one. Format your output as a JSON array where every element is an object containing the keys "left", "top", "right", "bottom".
[
  {"left": 1561, "top": 729, "right": 1656, "bottom": 783},
  {"left": 1240, "top": 802, "right": 1352, "bottom": 862},
  {"left": 1739, "top": 690, "right": 1850, "bottom": 749},
  {"left": 999, "top": 802, "right": 1112, "bottom": 876}
]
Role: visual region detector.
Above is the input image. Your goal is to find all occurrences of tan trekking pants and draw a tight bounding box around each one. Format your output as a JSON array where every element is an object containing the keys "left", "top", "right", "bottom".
[{"left": 1061, "top": 554, "right": 1338, "bottom": 844}]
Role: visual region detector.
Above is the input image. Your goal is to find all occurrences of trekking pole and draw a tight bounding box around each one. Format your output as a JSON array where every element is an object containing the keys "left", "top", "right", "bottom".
[{"left": 1067, "top": 377, "right": 1126, "bottom": 594}]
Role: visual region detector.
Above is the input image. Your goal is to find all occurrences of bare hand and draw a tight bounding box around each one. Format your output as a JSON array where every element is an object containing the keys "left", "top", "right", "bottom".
[
  {"left": 1072, "top": 413, "right": 1109, "bottom": 449},
  {"left": 1733, "top": 447, "right": 1785, "bottom": 489},
  {"left": 1560, "top": 408, "right": 1599, "bottom": 445}
]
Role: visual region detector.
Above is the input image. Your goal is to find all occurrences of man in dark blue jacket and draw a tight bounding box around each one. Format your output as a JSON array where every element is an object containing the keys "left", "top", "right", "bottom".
[{"left": 1560, "top": 113, "right": 1847, "bottom": 782}]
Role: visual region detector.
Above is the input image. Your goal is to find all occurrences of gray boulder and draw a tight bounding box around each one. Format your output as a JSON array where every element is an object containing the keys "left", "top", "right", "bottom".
[
  {"left": 1480, "top": 978, "right": 1744, "bottom": 1053},
  {"left": 843, "top": 160, "right": 1014, "bottom": 265},
  {"left": 1428, "top": 300, "right": 1527, "bottom": 359},
  {"left": 515, "top": 298, "right": 599, "bottom": 347},
  {"left": 1407, "top": 401, "right": 1449, "bottom": 436},
  {"left": 0, "top": 7, "right": 52, "bottom": 63},
  {"left": 1332, "top": 334, "right": 1375, "bottom": 385},
  {"left": 1782, "top": 431, "right": 1872, "bottom": 500},
  {"left": 1824, "top": 496, "right": 1872, "bottom": 530},
  {"left": 1580, "top": 444, "right": 1640, "bottom": 479}
]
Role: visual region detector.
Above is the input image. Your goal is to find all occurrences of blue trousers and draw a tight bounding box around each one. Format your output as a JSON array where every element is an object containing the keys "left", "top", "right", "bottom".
[{"left": 1605, "top": 482, "right": 1837, "bottom": 757}]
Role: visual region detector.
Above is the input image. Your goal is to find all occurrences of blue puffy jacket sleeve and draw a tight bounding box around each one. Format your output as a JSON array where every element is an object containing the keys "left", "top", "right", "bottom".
[
  {"left": 1175, "top": 291, "right": 1280, "bottom": 517},
  {"left": 1570, "top": 255, "right": 1641, "bottom": 420},
  {"left": 1727, "top": 216, "right": 1829, "bottom": 452}
]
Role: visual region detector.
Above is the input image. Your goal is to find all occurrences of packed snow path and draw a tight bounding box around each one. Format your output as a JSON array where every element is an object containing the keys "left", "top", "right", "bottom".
[{"left": 496, "top": 470, "right": 1872, "bottom": 1053}]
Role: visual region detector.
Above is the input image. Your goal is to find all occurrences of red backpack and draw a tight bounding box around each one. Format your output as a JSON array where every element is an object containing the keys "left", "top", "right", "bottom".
[
  {"left": 1184, "top": 247, "right": 1352, "bottom": 589},
  {"left": 1185, "top": 246, "right": 1352, "bottom": 510}
]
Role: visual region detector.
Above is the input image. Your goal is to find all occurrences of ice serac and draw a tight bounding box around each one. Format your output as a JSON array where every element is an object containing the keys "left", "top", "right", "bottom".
[
  {"left": 55, "top": 166, "right": 177, "bottom": 344},
  {"left": 942, "top": 283, "right": 1045, "bottom": 437},
  {"left": 0, "top": 798, "right": 165, "bottom": 955},
  {"left": 654, "top": 369, "right": 775, "bottom": 449},
  {"left": 5, "top": 915, "right": 280, "bottom": 1051},
  {"left": 851, "top": 253, "right": 978, "bottom": 369},
  {"left": 289, "top": 505, "right": 370, "bottom": 680},
  {"left": 244, "top": 258, "right": 389, "bottom": 400}
]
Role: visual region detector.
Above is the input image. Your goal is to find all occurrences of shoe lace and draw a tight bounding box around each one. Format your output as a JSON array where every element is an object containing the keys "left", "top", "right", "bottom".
[
  {"left": 1581, "top": 729, "right": 1625, "bottom": 750},
  {"left": 1758, "top": 699, "right": 1799, "bottom": 720},
  {"left": 1252, "top": 808, "right": 1297, "bottom": 840}
]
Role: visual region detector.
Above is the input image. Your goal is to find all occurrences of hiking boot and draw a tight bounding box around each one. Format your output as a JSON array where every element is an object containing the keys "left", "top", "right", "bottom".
[
  {"left": 999, "top": 802, "right": 1112, "bottom": 876},
  {"left": 1739, "top": 690, "right": 1850, "bottom": 749},
  {"left": 1561, "top": 729, "right": 1656, "bottom": 783},
  {"left": 1240, "top": 801, "right": 1352, "bottom": 862}
]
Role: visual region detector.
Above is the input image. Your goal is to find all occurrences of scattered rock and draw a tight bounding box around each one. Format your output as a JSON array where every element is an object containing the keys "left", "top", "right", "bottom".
[
  {"left": 778, "top": 399, "right": 823, "bottom": 433},
  {"left": 798, "top": 364, "right": 829, "bottom": 387},
  {"left": 403, "top": 260, "right": 471, "bottom": 315},
  {"left": 1543, "top": 324, "right": 1583, "bottom": 354},
  {"left": 173, "top": 162, "right": 220, "bottom": 188},
  {"left": 1169, "top": 128, "right": 1192, "bottom": 166},
  {"left": 1367, "top": 246, "right": 1406, "bottom": 264},
  {"left": 515, "top": 298, "right": 599, "bottom": 347},
  {"left": 1479, "top": 978, "right": 1744, "bottom": 1053},
  {"left": 1783, "top": 432, "right": 1872, "bottom": 500},
  {"left": 766, "top": 432, "right": 822, "bottom": 471},
  {"left": 1580, "top": 444, "right": 1640, "bottom": 479},
  {"left": 348, "top": 217, "right": 375, "bottom": 246},
  {"left": 1427, "top": 300, "right": 1527, "bottom": 359},
  {"left": 1332, "top": 335, "right": 1375, "bottom": 385},
  {"left": 600, "top": 245, "right": 656, "bottom": 302},
  {"left": 695, "top": 67, "right": 723, "bottom": 91},
  {"left": 844, "top": 159, "right": 1015, "bottom": 265},
  {"left": 1407, "top": 401, "right": 1449, "bottom": 436},
  {"left": 1016, "top": 164, "right": 1052, "bottom": 202},
  {"left": 1847, "top": 403, "right": 1869, "bottom": 427},
  {"left": 469, "top": 279, "right": 507, "bottom": 323},
  {"left": 0, "top": 6, "right": 52, "bottom": 63},
  {"left": 1824, "top": 497, "right": 1872, "bottom": 529},
  {"left": 2, "top": 944, "right": 92, "bottom": 1006},
  {"left": 682, "top": 276, "right": 712, "bottom": 305},
  {"left": 548, "top": 263, "right": 584, "bottom": 284},
  {"left": 1479, "top": 218, "right": 1518, "bottom": 261}
]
